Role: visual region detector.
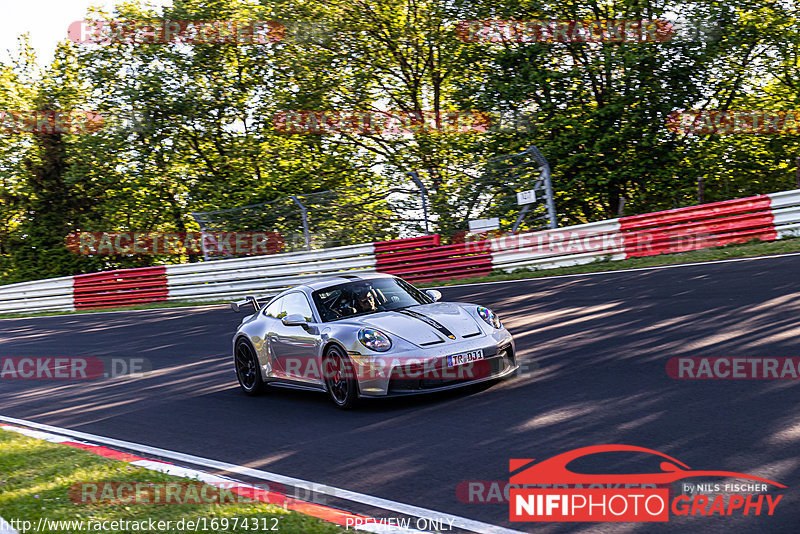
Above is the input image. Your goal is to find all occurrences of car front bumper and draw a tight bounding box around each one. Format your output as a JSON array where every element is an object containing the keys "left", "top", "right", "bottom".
[{"left": 352, "top": 331, "right": 517, "bottom": 397}]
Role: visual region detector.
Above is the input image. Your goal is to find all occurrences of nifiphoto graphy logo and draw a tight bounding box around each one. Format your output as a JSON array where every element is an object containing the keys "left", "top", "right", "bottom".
[{"left": 508, "top": 445, "right": 785, "bottom": 523}]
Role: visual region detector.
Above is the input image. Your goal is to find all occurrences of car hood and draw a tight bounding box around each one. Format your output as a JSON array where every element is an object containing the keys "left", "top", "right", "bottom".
[{"left": 357, "top": 303, "right": 485, "bottom": 346}]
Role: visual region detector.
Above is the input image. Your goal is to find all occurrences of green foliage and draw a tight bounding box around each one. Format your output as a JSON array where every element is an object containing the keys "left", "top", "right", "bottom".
[{"left": 1, "top": 0, "right": 800, "bottom": 282}]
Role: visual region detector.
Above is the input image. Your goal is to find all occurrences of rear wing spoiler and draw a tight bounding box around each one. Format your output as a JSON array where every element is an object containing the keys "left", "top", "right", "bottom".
[{"left": 230, "top": 296, "right": 261, "bottom": 313}]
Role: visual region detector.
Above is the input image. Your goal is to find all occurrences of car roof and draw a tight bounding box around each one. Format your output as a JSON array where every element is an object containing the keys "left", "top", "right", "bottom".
[{"left": 299, "top": 272, "right": 396, "bottom": 292}]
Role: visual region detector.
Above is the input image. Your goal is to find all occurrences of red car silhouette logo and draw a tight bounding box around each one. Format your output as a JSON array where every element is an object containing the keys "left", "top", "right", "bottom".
[{"left": 510, "top": 444, "right": 785, "bottom": 487}]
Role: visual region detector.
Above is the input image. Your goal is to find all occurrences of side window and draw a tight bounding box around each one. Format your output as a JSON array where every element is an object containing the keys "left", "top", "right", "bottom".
[
  {"left": 280, "top": 292, "right": 315, "bottom": 322},
  {"left": 264, "top": 296, "right": 284, "bottom": 318}
]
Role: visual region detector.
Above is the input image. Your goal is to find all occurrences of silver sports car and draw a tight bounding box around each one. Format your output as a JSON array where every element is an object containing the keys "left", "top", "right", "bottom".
[{"left": 230, "top": 273, "right": 517, "bottom": 408}]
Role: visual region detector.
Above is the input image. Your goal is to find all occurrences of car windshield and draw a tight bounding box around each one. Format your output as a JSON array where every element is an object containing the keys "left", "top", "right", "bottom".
[{"left": 312, "top": 277, "right": 432, "bottom": 322}]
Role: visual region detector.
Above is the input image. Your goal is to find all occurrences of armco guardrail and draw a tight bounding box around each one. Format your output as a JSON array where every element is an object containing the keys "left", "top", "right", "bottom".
[
  {"left": 4, "top": 189, "right": 800, "bottom": 313},
  {"left": 764, "top": 189, "right": 800, "bottom": 238},
  {"left": 0, "top": 276, "right": 75, "bottom": 313},
  {"left": 164, "top": 243, "right": 376, "bottom": 302},
  {"left": 489, "top": 219, "right": 625, "bottom": 271}
]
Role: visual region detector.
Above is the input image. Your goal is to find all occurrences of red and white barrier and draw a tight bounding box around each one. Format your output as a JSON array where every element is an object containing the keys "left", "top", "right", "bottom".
[
  {"left": 3, "top": 189, "right": 800, "bottom": 313},
  {"left": 375, "top": 235, "right": 493, "bottom": 282},
  {"left": 73, "top": 267, "right": 168, "bottom": 309}
]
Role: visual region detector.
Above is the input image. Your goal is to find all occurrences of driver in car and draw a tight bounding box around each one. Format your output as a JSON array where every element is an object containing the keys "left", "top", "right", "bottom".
[{"left": 354, "top": 287, "right": 378, "bottom": 313}]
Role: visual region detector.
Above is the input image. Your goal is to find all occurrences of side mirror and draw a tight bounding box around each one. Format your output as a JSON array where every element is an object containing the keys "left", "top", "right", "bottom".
[
  {"left": 282, "top": 313, "right": 309, "bottom": 328},
  {"left": 425, "top": 289, "right": 442, "bottom": 302}
]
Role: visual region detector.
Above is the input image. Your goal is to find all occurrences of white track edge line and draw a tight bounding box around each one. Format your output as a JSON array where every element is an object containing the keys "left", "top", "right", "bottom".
[{"left": 0, "top": 415, "right": 523, "bottom": 534}]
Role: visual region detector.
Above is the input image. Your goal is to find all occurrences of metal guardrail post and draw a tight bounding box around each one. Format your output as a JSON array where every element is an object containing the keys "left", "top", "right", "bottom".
[
  {"left": 525, "top": 145, "right": 558, "bottom": 229},
  {"left": 191, "top": 214, "right": 211, "bottom": 261},
  {"left": 406, "top": 171, "right": 430, "bottom": 234},
  {"left": 543, "top": 163, "right": 558, "bottom": 229},
  {"left": 511, "top": 204, "right": 531, "bottom": 233},
  {"left": 291, "top": 195, "right": 311, "bottom": 250}
]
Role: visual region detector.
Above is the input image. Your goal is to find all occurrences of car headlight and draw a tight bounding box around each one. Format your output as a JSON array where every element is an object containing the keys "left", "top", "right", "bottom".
[
  {"left": 358, "top": 328, "right": 392, "bottom": 352},
  {"left": 477, "top": 306, "right": 502, "bottom": 329}
]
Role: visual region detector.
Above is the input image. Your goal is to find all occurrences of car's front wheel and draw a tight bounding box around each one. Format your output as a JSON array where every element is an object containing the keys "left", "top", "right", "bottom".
[
  {"left": 235, "top": 339, "right": 265, "bottom": 396},
  {"left": 323, "top": 346, "right": 359, "bottom": 409}
]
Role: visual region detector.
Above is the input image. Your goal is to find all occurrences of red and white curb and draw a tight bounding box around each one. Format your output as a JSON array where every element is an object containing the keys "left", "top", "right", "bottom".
[{"left": 0, "top": 416, "right": 522, "bottom": 534}]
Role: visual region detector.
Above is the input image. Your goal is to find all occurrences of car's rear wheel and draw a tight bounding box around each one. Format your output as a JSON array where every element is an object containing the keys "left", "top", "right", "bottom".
[
  {"left": 235, "top": 339, "right": 265, "bottom": 396},
  {"left": 323, "top": 346, "right": 359, "bottom": 409}
]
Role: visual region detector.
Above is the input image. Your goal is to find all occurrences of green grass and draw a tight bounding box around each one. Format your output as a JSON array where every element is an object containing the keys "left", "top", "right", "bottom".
[
  {"left": 0, "top": 429, "right": 345, "bottom": 534},
  {"left": 4, "top": 236, "right": 800, "bottom": 319}
]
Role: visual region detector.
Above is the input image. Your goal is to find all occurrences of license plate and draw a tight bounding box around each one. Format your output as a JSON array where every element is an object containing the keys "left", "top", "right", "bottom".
[{"left": 446, "top": 350, "right": 484, "bottom": 368}]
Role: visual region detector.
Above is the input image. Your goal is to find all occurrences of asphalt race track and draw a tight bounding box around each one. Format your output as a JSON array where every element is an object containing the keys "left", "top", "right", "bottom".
[{"left": 3, "top": 255, "right": 800, "bottom": 533}]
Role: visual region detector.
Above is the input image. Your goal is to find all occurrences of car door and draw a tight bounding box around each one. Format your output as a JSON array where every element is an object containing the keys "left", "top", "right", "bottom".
[
  {"left": 261, "top": 296, "right": 284, "bottom": 377},
  {"left": 269, "top": 291, "right": 323, "bottom": 384}
]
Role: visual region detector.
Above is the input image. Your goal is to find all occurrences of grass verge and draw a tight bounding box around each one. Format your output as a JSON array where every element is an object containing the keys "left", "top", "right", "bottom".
[{"left": 0, "top": 429, "right": 344, "bottom": 534}]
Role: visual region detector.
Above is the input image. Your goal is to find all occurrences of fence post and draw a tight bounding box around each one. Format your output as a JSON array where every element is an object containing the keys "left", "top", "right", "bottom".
[
  {"left": 191, "top": 215, "right": 211, "bottom": 261},
  {"left": 511, "top": 204, "right": 530, "bottom": 232},
  {"left": 525, "top": 145, "right": 558, "bottom": 229},
  {"left": 291, "top": 195, "right": 311, "bottom": 250},
  {"left": 407, "top": 171, "right": 430, "bottom": 234}
]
